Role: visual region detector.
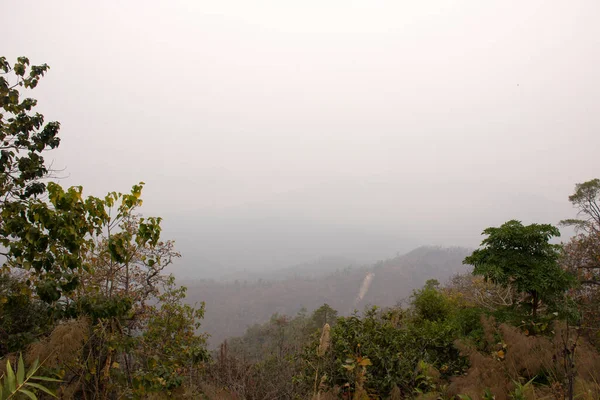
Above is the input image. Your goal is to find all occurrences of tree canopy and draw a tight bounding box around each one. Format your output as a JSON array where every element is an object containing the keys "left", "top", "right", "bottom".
[
  {"left": 0, "top": 57, "right": 208, "bottom": 398},
  {"left": 0, "top": 56, "right": 59, "bottom": 200},
  {"left": 561, "top": 178, "right": 600, "bottom": 234},
  {"left": 464, "top": 220, "right": 573, "bottom": 318}
]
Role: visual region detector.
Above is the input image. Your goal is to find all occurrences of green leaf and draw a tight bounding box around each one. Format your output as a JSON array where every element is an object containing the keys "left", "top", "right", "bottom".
[
  {"left": 17, "top": 354, "right": 25, "bottom": 385},
  {"left": 18, "top": 388, "right": 38, "bottom": 400},
  {"left": 13, "top": 63, "right": 25, "bottom": 76},
  {"left": 6, "top": 359, "right": 16, "bottom": 393},
  {"left": 25, "top": 382, "right": 57, "bottom": 398},
  {"left": 26, "top": 359, "right": 39, "bottom": 379},
  {"left": 30, "top": 376, "right": 62, "bottom": 382}
]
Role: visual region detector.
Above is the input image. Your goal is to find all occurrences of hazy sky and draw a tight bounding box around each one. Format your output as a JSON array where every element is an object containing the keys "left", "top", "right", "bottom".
[{"left": 3, "top": 1, "right": 599, "bottom": 277}]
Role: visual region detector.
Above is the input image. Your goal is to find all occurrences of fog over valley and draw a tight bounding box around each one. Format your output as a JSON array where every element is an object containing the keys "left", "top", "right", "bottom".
[
  {"left": 163, "top": 177, "right": 574, "bottom": 279},
  {"left": 3, "top": 1, "right": 597, "bottom": 280}
]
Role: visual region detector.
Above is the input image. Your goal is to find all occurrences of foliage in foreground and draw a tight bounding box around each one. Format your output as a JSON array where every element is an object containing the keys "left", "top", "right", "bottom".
[
  {"left": 1, "top": 55, "right": 209, "bottom": 399},
  {"left": 0, "top": 354, "right": 60, "bottom": 400}
]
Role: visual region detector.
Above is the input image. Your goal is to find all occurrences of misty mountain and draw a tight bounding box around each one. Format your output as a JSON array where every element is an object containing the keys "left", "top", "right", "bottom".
[
  {"left": 161, "top": 175, "right": 574, "bottom": 280},
  {"left": 163, "top": 212, "right": 421, "bottom": 280},
  {"left": 217, "top": 255, "right": 360, "bottom": 282},
  {"left": 183, "top": 246, "right": 472, "bottom": 346}
]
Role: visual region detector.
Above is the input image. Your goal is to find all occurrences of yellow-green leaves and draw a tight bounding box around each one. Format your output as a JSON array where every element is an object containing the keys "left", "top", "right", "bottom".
[{"left": 3, "top": 177, "right": 160, "bottom": 304}]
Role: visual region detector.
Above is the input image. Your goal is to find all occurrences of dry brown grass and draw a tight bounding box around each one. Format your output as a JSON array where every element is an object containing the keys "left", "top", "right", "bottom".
[
  {"left": 448, "top": 317, "right": 600, "bottom": 400},
  {"left": 26, "top": 317, "right": 89, "bottom": 368},
  {"left": 0, "top": 318, "right": 89, "bottom": 378}
]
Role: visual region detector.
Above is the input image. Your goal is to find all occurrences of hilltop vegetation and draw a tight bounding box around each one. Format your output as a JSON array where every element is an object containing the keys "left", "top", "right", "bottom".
[{"left": 2, "top": 55, "right": 600, "bottom": 400}]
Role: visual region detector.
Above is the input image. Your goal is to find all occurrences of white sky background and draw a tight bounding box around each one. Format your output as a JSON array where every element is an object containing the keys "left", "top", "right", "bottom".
[{"left": 2, "top": 1, "right": 599, "bottom": 277}]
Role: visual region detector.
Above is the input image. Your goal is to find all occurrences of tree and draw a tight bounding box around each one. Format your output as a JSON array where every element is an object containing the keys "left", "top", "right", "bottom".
[
  {"left": 560, "top": 179, "right": 600, "bottom": 347},
  {"left": 70, "top": 183, "right": 179, "bottom": 308},
  {"left": 411, "top": 281, "right": 452, "bottom": 322},
  {"left": 464, "top": 220, "right": 573, "bottom": 319},
  {"left": 562, "top": 232, "right": 600, "bottom": 287},
  {"left": 0, "top": 54, "right": 209, "bottom": 398},
  {"left": 10, "top": 184, "right": 209, "bottom": 398},
  {"left": 560, "top": 178, "right": 600, "bottom": 234},
  {"left": 445, "top": 273, "right": 516, "bottom": 311},
  {"left": 0, "top": 57, "right": 89, "bottom": 303},
  {"left": 309, "top": 303, "right": 338, "bottom": 331},
  {"left": 133, "top": 277, "right": 208, "bottom": 396},
  {"left": 0, "top": 56, "right": 60, "bottom": 201},
  {"left": 0, "top": 273, "right": 51, "bottom": 356},
  {"left": 54, "top": 184, "right": 204, "bottom": 397},
  {"left": 1, "top": 183, "right": 97, "bottom": 303},
  {"left": 561, "top": 178, "right": 600, "bottom": 285}
]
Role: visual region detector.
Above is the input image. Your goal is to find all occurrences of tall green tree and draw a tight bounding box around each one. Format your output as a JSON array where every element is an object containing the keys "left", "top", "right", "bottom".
[
  {"left": 0, "top": 56, "right": 59, "bottom": 201},
  {"left": 464, "top": 220, "right": 573, "bottom": 318},
  {"left": 2, "top": 183, "right": 97, "bottom": 303},
  {"left": 0, "top": 57, "right": 91, "bottom": 303},
  {"left": 0, "top": 55, "right": 209, "bottom": 398}
]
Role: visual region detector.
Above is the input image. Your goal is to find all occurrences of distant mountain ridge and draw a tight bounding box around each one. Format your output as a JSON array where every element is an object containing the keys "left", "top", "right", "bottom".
[
  {"left": 183, "top": 246, "right": 473, "bottom": 346},
  {"left": 216, "top": 255, "right": 360, "bottom": 282}
]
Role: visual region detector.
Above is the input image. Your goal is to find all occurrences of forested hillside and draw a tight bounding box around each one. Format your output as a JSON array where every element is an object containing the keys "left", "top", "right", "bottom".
[{"left": 186, "top": 246, "right": 471, "bottom": 345}]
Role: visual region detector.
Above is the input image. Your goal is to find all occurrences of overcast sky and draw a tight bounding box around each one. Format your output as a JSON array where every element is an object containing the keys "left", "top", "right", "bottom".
[{"left": 2, "top": 1, "right": 599, "bottom": 277}]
